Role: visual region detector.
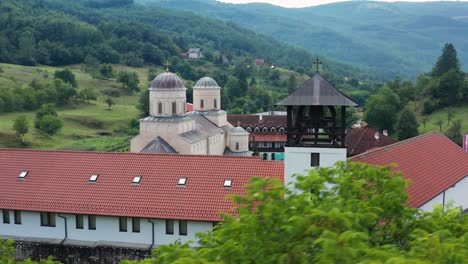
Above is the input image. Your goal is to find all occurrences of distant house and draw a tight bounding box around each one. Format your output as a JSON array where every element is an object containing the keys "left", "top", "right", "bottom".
[
  {"left": 188, "top": 48, "right": 202, "bottom": 59},
  {"left": 255, "top": 59, "right": 265, "bottom": 66},
  {"left": 180, "top": 53, "right": 189, "bottom": 59}
]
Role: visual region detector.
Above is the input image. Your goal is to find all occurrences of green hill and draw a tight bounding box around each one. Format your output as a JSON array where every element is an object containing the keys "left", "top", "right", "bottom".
[{"left": 139, "top": 0, "right": 468, "bottom": 79}]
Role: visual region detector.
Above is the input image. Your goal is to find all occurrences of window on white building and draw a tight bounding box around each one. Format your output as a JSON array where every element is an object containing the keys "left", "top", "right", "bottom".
[
  {"left": 254, "top": 127, "right": 260, "bottom": 133},
  {"left": 132, "top": 218, "right": 140, "bottom": 233},
  {"left": 119, "top": 217, "right": 127, "bottom": 232},
  {"left": 214, "top": 99, "right": 217, "bottom": 109},
  {"left": 262, "top": 127, "right": 268, "bottom": 133},
  {"left": 14, "top": 210, "right": 21, "bottom": 225},
  {"left": 2, "top": 209, "right": 10, "bottom": 224},
  {"left": 200, "top": 99, "right": 204, "bottom": 109},
  {"left": 40, "top": 212, "right": 55, "bottom": 227},
  {"left": 88, "top": 215, "right": 96, "bottom": 230},
  {"left": 179, "top": 220, "right": 187, "bottom": 236},
  {"left": 279, "top": 127, "right": 285, "bottom": 133},
  {"left": 271, "top": 127, "right": 276, "bottom": 133},
  {"left": 76, "top": 215, "right": 84, "bottom": 229},
  {"left": 172, "top": 102, "right": 177, "bottom": 115},
  {"left": 166, "top": 220, "right": 174, "bottom": 235},
  {"left": 158, "top": 102, "right": 162, "bottom": 115},
  {"left": 311, "top": 153, "right": 320, "bottom": 167},
  {"left": 236, "top": 142, "right": 239, "bottom": 150},
  {"left": 246, "top": 127, "right": 252, "bottom": 132}
]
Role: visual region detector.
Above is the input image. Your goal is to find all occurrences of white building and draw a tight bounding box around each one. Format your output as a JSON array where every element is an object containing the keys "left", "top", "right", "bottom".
[
  {"left": 188, "top": 48, "right": 202, "bottom": 59},
  {"left": 0, "top": 150, "right": 282, "bottom": 249},
  {"left": 130, "top": 72, "right": 250, "bottom": 156}
]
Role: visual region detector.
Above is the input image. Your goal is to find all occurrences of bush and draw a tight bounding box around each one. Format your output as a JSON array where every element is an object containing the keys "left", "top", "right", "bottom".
[
  {"left": 423, "top": 98, "right": 439, "bottom": 114},
  {"left": 35, "top": 105, "right": 58, "bottom": 129},
  {"left": 101, "top": 89, "right": 121, "bottom": 98},
  {"left": 37, "top": 114, "right": 63, "bottom": 135}
]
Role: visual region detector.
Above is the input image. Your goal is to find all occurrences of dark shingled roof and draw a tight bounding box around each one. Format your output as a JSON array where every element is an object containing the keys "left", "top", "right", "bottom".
[
  {"left": 150, "top": 72, "right": 185, "bottom": 90},
  {"left": 276, "top": 73, "right": 358, "bottom": 106},
  {"left": 346, "top": 126, "right": 398, "bottom": 156},
  {"left": 141, "top": 137, "right": 177, "bottom": 154}
]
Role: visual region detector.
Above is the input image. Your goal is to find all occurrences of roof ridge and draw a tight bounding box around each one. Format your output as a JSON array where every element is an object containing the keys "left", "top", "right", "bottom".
[
  {"left": 351, "top": 131, "right": 442, "bottom": 159},
  {"left": 0, "top": 148, "right": 272, "bottom": 161},
  {"left": 349, "top": 127, "right": 369, "bottom": 155}
]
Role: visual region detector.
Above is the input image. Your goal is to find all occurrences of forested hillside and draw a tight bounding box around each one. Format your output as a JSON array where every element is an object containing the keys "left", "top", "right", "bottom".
[
  {"left": 140, "top": 0, "right": 468, "bottom": 79},
  {"left": 0, "top": 0, "right": 368, "bottom": 80}
]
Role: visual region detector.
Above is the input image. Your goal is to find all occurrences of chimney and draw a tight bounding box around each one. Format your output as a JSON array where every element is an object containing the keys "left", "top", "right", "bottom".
[
  {"left": 382, "top": 129, "right": 388, "bottom": 136},
  {"left": 259, "top": 114, "right": 263, "bottom": 122},
  {"left": 374, "top": 131, "right": 380, "bottom": 140}
]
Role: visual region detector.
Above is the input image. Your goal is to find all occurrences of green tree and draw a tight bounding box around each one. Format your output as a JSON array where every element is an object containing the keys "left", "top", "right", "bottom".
[
  {"left": 397, "top": 106, "right": 419, "bottom": 140},
  {"left": 53, "top": 79, "right": 77, "bottom": 105},
  {"left": 117, "top": 71, "right": 140, "bottom": 93},
  {"left": 431, "top": 43, "right": 461, "bottom": 77},
  {"left": 137, "top": 90, "right": 149, "bottom": 116},
  {"left": 445, "top": 120, "right": 463, "bottom": 146},
  {"left": 78, "top": 88, "right": 97, "bottom": 103},
  {"left": 131, "top": 162, "right": 468, "bottom": 263},
  {"left": 364, "top": 86, "right": 401, "bottom": 132},
  {"left": 99, "top": 64, "right": 114, "bottom": 78},
  {"left": 105, "top": 97, "right": 115, "bottom": 110},
  {"left": 435, "top": 119, "right": 443, "bottom": 132},
  {"left": 54, "top": 69, "right": 77, "bottom": 87},
  {"left": 37, "top": 115, "right": 63, "bottom": 136},
  {"left": 12, "top": 115, "right": 29, "bottom": 143},
  {"left": 287, "top": 74, "right": 297, "bottom": 95},
  {"left": 34, "top": 105, "right": 58, "bottom": 129},
  {"left": 1, "top": 238, "right": 62, "bottom": 263}
]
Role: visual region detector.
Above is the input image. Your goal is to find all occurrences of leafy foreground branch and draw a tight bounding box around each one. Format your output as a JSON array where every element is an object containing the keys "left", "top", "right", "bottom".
[
  {"left": 0, "top": 239, "right": 61, "bottom": 264},
  {"left": 125, "top": 162, "right": 468, "bottom": 264}
]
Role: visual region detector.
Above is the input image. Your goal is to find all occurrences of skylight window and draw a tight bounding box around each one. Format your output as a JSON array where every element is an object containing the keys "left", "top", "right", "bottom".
[
  {"left": 132, "top": 176, "right": 142, "bottom": 184},
  {"left": 18, "top": 171, "right": 28, "bottom": 179},
  {"left": 177, "top": 177, "right": 187, "bottom": 186},
  {"left": 224, "top": 179, "right": 232, "bottom": 188},
  {"left": 89, "top": 174, "right": 99, "bottom": 182}
]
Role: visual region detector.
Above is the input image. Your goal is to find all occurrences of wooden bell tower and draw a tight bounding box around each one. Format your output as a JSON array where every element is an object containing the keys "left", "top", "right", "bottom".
[{"left": 276, "top": 61, "right": 357, "bottom": 189}]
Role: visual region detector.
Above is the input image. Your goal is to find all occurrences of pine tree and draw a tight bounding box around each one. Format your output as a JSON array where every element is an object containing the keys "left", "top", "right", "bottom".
[
  {"left": 397, "top": 106, "right": 419, "bottom": 140},
  {"left": 431, "top": 43, "right": 461, "bottom": 77}
]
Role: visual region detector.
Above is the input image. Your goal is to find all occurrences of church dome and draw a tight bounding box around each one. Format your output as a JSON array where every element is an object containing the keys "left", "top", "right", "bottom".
[
  {"left": 231, "top": 126, "right": 248, "bottom": 134},
  {"left": 151, "top": 72, "right": 185, "bottom": 90},
  {"left": 194, "top": 77, "right": 220, "bottom": 89}
]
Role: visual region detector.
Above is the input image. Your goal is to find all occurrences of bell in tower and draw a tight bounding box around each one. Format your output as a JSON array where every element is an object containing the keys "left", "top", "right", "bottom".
[{"left": 277, "top": 59, "right": 357, "bottom": 189}]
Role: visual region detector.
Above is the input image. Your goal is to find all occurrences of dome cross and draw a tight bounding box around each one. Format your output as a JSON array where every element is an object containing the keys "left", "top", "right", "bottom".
[
  {"left": 314, "top": 58, "right": 322, "bottom": 72},
  {"left": 165, "top": 60, "right": 171, "bottom": 72}
]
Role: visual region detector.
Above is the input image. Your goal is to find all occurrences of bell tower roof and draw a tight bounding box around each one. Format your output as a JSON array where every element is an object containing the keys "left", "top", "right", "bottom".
[{"left": 276, "top": 73, "right": 357, "bottom": 106}]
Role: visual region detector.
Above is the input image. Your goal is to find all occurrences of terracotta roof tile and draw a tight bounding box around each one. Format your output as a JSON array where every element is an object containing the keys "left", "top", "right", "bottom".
[
  {"left": 351, "top": 132, "right": 468, "bottom": 208},
  {"left": 250, "top": 133, "right": 287, "bottom": 142},
  {"left": 0, "top": 149, "right": 283, "bottom": 222}
]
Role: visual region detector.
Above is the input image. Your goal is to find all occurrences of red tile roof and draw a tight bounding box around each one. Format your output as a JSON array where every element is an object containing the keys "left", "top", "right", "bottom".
[
  {"left": 346, "top": 126, "right": 398, "bottom": 156},
  {"left": 186, "top": 103, "right": 193, "bottom": 112},
  {"left": 0, "top": 149, "right": 283, "bottom": 222},
  {"left": 351, "top": 132, "right": 468, "bottom": 208},
  {"left": 227, "top": 115, "right": 286, "bottom": 128},
  {"left": 250, "top": 133, "right": 287, "bottom": 142}
]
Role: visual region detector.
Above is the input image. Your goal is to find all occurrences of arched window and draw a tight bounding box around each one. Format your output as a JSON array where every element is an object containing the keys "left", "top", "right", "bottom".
[
  {"left": 271, "top": 153, "right": 276, "bottom": 160},
  {"left": 158, "top": 102, "right": 162, "bottom": 115},
  {"left": 200, "top": 99, "right": 204, "bottom": 109},
  {"left": 270, "top": 127, "right": 277, "bottom": 133},
  {"left": 246, "top": 127, "right": 252, "bottom": 132},
  {"left": 235, "top": 142, "right": 239, "bottom": 151},
  {"left": 254, "top": 127, "right": 260, "bottom": 133},
  {"left": 172, "top": 102, "right": 177, "bottom": 115},
  {"left": 262, "top": 153, "right": 268, "bottom": 160},
  {"left": 279, "top": 127, "right": 285, "bottom": 133},
  {"left": 214, "top": 99, "right": 217, "bottom": 109},
  {"left": 262, "top": 127, "right": 268, "bottom": 133}
]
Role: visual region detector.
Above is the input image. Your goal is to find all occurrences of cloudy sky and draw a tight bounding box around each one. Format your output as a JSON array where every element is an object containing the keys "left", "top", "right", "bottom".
[{"left": 219, "top": 0, "right": 464, "bottom": 8}]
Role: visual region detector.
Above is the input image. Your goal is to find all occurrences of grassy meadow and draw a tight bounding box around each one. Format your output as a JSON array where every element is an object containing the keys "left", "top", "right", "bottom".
[
  {"left": 418, "top": 105, "right": 468, "bottom": 135},
  {"left": 0, "top": 63, "right": 148, "bottom": 150}
]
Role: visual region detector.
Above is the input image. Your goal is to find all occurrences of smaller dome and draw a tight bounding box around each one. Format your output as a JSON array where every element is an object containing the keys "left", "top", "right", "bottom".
[
  {"left": 231, "top": 126, "right": 248, "bottom": 134},
  {"left": 194, "top": 77, "right": 220, "bottom": 89},
  {"left": 151, "top": 72, "right": 185, "bottom": 90}
]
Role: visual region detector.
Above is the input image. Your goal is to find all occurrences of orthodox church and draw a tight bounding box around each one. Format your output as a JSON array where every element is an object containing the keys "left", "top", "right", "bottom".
[{"left": 130, "top": 71, "right": 251, "bottom": 156}]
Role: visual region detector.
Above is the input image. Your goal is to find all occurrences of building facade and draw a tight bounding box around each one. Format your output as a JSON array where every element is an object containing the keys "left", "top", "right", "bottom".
[{"left": 131, "top": 73, "right": 250, "bottom": 156}]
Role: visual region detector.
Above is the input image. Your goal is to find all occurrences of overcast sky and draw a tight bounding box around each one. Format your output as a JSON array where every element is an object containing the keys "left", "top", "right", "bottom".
[{"left": 219, "top": 0, "right": 465, "bottom": 8}]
